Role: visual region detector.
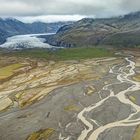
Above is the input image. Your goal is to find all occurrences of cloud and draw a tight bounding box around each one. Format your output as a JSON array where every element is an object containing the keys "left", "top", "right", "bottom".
[
  {"left": 120, "top": 0, "right": 140, "bottom": 12},
  {"left": 16, "top": 15, "right": 89, "bottom": 23},
  {"left": 0, "top": 0, "right": 140, "bottom": 22}
]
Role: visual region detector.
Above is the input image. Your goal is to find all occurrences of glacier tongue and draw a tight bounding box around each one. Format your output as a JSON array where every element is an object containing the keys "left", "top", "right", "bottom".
[{"left": 0, "top": 33, "right": 56, "bottom": 49}]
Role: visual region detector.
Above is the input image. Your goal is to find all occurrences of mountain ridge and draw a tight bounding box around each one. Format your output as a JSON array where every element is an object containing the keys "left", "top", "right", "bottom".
[{"left": 41, "top": 11, "right": 140, "bottom": 48}]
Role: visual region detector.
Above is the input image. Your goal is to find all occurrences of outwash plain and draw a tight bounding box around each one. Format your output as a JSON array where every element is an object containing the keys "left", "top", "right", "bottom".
[{"left": 0, "top": 48, "right": 140, "bottom": 140}]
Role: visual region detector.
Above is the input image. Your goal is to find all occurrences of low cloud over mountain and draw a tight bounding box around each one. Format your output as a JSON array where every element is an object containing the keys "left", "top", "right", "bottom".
[{"left": 0, "top": 0, "right": 140, "bottom": 22}]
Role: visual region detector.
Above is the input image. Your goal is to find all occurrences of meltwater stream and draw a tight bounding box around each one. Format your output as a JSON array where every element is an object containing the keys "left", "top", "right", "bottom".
[{"left": 62, "top": 55, "right": 140, "bottom": 140}]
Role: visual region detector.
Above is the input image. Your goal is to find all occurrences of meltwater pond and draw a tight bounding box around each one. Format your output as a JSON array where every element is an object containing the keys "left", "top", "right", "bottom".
[{"left": 0, "top": 33, "right": 56, "bottom": 49}]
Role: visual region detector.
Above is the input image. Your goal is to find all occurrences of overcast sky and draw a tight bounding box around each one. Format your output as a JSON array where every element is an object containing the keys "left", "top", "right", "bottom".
[{"left": 0, "top": 0, "right": 140, "bottom": 23}]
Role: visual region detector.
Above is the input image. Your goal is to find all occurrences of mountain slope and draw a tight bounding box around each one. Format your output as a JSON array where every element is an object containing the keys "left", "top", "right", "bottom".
[{"left": 42, "top": 11, "right": 140, "bottom": 48}]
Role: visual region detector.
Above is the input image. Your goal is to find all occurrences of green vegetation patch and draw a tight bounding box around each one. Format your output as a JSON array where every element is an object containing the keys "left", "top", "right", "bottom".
[
  {"left": 64, "top": 104, "right": 79, "bottom": 111},
  {"left": 128, "top": 95, "right": 136, "bottom": 103},
  {"left": 54, "top": 47, "right": 113, "bottom": 60},
  {"left": 132, "top": 74, "right": 140, "bottom": 82},
  {"left": 132, "top": 124, "right": 140, "bottom": 140},
  {"left": 10, "top": 47, "right": 113, "bottom": 61},
  {"left": 85, "top": 85, "right": 96, "bottom": 96},
  {"left": 26, "top": 128, "right": 54, "bottom": 140},
  {"left": 0, "top": 63, "right": 24, "bottom": 78}
]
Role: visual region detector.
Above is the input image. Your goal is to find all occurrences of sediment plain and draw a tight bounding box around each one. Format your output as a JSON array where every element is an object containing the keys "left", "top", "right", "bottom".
[{"left": 0, "top": 51, "right": 140, "bottom": 140}]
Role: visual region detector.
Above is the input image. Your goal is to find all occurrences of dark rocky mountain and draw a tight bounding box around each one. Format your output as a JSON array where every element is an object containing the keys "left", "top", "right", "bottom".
[
  {"left": 42, "top": 11, "right": 140, "bottom": 48},
  {"left": 0, "top": 28, "right": 9, "bottom": 44},
  {"left": 0, "top": 18, "right": 71, "bottom": 44},
  {"left": 27, "top": 21, "right": 71, "bottom": 34}
]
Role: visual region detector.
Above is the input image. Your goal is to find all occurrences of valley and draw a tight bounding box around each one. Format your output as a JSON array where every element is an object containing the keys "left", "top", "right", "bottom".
[
  {"left": 0, "top": 18, "right": 70, "bottom": 45},
  {"left": 0, "top": 9, "right": 140, "bottom": 140},
  {"left": 0, "top": 49, "right": 140, "bottom": 140}
]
